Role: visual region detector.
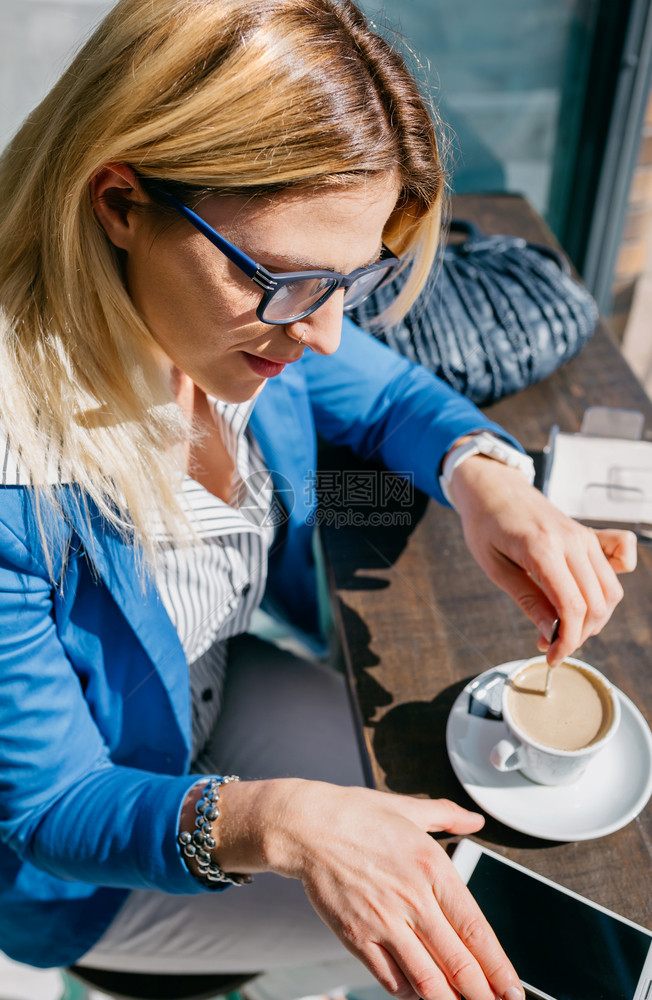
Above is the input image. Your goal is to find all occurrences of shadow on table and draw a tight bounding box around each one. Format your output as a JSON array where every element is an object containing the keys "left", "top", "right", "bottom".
[{"left": 370, "top": 678, "right": 561, "bottom": 852}]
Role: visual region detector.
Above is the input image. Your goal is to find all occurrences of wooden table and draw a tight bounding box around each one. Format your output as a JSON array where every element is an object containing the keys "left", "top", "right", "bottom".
[{"left": 322, "top": 194, "right": 652, "bottom": 931}]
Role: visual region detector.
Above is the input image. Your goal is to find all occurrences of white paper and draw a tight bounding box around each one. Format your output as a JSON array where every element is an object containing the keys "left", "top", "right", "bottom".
[{"left": 545, "top": 433, "right": 652, "bottom": 525}]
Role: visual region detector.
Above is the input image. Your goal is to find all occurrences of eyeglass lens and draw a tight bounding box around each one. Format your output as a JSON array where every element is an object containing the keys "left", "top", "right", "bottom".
[
  {"left": 261, "top": 263, "right": 396, "bottom": 323},
  {"left": 342, "top": 264, "right": 395, "bottom": 308},
  {"left": 261, "top": 276, "right": 338, "bottom": 323}
]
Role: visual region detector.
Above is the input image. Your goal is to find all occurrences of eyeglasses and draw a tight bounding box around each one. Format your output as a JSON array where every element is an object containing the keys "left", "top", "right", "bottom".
[{"left": 145, "top": 180, "right": 400, "bottom": 325}]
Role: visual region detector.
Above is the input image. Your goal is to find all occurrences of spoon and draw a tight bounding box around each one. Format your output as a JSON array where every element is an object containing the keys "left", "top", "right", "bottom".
[{"left": 544, "top": 617, "right": 561, "bottom": 696}]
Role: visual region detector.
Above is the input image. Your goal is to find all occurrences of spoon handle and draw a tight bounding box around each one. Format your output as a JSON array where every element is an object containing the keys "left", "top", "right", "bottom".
[{"left": 544, "top": 618, "right": 561, "bottom": 696}]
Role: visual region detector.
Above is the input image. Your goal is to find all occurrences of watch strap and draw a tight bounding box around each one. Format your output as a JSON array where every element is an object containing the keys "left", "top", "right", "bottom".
[{"left": 440, "top": 432, "right": 535, "bottom": 507}]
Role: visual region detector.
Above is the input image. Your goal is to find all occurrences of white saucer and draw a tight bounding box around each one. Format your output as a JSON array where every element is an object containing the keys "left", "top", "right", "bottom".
[{"left": 446, "top": 661, "right": 652, "bottom": 841}]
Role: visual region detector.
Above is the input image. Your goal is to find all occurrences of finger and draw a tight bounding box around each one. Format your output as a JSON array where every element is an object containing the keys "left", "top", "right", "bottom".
[
  {"left": 585, "top": 543, "right": 624, "bottom": 634},
  {"left": 536, "top": 615, "right": 560, "bottom": 656},
  {"left": 424, "top": 799, "right": 485, "bottom": 835},
  {"left": 390, "top": 795, "right": 485, "bottom": 836},
  {"left": 540, "top": 618, "right": 564, "bottom": 666},
  {"left": 545, "top": 613, "right": 584, "bottom": 667},
  {"left": 384, "top": 928, "right": 463, "bottom": 1000},
  {"left": 478, "top": 528, "right": 615, "bottom": 661},
  {"left": 434, "top": 866, "right": 525, "bottom": 1000},
  {"left": 514, "top": 549, "right": 591, "bottom": 661},
  {"left": 563, "top": 546, "right": 610, "bottom": 643},
  {"left": 545, "top": 633, "right": 565, "bottom": 668},
  {"left": 480, "top": 552, "right": 562, "bottom": 647},
  {"left": 543, "top": 531, "right": 626, "bottom": 661},
  {"left": 320, "top": 878, "right": 459, "bottom": 1000},
  {"left": 595, "top": 528, "right": 638, "bottom": 573},
  {"left": 357, "top": 940, "right": 422, "bottom": 1000}
]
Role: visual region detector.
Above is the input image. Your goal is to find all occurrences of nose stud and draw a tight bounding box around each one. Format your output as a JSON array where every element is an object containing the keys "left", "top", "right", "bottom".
[{"left": 297, "top": 331, "right": 307, "bottom": 346}]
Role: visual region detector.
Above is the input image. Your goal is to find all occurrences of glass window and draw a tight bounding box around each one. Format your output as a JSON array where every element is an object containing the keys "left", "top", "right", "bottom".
[{"left": 358, "top": 0, "right": 600, "bottom": 233}]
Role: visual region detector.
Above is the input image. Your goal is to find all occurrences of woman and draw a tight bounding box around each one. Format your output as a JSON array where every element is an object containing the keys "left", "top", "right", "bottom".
[{"left": 0, "top": 2, "right": 635, "bottom": 1000}]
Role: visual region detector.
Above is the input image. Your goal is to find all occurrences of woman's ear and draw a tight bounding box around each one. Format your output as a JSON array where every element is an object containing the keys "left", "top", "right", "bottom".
[{"left": 91, "top": 163, "right": 149, "bottom": 250}]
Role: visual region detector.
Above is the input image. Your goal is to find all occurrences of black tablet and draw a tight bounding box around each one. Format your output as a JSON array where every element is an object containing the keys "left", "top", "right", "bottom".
[{"left": 452, "top": 839, "right": 652, "bottom": 1000}]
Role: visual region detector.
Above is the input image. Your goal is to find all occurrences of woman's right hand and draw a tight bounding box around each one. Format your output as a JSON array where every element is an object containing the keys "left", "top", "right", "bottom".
[{"left": 211, "top": 779, "right": 525, "bottom": 1000}]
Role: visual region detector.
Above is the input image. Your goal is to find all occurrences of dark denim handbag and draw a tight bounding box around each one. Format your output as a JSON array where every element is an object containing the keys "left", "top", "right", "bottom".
[{"left": 350, "top": 220, "right": 598, "bottom": 406}]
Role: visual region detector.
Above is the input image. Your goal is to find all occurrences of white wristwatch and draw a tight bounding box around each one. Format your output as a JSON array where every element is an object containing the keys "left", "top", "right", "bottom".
[{"left": 439, "top": 431, "right": 535, "bottom": 507}]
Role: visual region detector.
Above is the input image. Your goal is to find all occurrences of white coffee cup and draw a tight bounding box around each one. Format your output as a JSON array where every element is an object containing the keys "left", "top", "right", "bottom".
[{"left": 490, "top": 656, "right": 620, "bottom": 785}]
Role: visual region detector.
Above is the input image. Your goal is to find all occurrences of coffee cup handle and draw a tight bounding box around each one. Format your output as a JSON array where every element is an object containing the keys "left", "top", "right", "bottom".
[{"left": 490, "top": 738, "right": 523, "bottom": 772}]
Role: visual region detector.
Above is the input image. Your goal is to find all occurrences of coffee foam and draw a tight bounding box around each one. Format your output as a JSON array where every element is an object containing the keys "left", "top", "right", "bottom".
[{"left": 506, "top": 661, "right": 614, "bottom": 752}]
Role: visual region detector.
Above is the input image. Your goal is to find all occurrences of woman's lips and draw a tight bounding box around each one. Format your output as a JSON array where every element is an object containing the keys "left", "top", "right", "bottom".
[{"left": 242, "top": 352, "right": 288, "bottom": 378}]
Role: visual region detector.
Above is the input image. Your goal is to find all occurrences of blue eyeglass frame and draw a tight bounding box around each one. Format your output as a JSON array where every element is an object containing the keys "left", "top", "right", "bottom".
[{"left": 144, "top": 179, "right": 400, "bottom": 325}]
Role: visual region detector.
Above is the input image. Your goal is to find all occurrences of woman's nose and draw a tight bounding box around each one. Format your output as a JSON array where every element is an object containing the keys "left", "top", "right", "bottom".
[{"left": 285, "top": 291, "right": 344, "bottom": 355}]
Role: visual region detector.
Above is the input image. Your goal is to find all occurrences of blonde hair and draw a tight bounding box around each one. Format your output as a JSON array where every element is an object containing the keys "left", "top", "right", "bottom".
[{"left": 0, "top": 0, "right": 445, "bottom": 567}]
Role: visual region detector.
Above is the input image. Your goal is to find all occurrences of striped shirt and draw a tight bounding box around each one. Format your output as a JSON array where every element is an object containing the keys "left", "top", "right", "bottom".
[
  {"left": 0, "top": 399, "right": 277, "bottom": 762},
  {"left": 155, "top": 398, "right": 277, "bottom": 759}
]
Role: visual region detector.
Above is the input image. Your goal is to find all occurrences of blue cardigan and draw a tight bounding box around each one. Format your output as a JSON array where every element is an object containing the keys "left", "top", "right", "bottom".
[{"left": 0, "top": 320, "right": 516, "bottom": 968}]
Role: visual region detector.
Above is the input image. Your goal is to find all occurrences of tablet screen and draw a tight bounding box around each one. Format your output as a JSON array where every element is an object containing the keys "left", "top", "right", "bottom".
[{"left": 467, "top": 853, "right": 651, "bottom": 1000}]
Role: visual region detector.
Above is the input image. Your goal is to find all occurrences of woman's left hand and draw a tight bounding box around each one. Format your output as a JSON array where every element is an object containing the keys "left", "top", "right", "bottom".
[{"left": 449, "top": 456, "right": 638, "bottom": 665}]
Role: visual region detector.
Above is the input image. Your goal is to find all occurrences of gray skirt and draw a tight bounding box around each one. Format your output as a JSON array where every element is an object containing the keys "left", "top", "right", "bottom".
[{"left": 77, "top": 635, "right": 376, "bottom": 1000}]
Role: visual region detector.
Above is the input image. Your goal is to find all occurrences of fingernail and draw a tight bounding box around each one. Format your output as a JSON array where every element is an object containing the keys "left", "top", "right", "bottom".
[
  {"left": 537, "top": 619, "right": 554, "bottom": 642},
  {"left": 502, "top": 987, "right": 526, "bottom": 1000},
  {"left": 539, "top": 618, "right": 560, "bottom": 643}
]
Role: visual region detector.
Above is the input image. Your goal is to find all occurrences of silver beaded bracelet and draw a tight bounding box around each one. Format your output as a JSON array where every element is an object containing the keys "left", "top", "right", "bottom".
[{"left": 178, "top": 775, "right": 253, "bottom": 889}]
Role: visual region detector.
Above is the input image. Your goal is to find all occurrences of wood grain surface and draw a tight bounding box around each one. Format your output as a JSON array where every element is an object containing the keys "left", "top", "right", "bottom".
[{"left": 322, "top": 194, "right": 652, "bottom": 930}]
